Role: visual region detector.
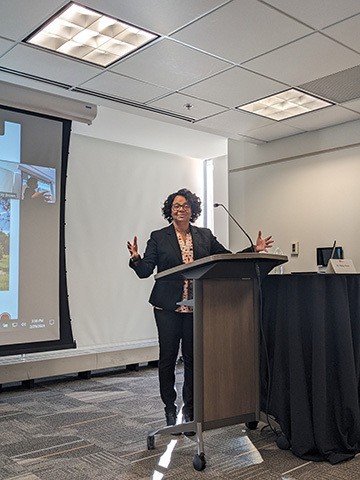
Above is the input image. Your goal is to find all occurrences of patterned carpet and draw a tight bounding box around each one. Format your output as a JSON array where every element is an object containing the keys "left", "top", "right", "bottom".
[{"left": 0, "top": 362, "right": 359, "bottom": 480}]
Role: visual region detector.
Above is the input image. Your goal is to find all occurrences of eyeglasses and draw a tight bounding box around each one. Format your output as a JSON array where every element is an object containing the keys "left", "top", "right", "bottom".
[{"left": 172, "top": 203, "right": 191, "bottom": 211}]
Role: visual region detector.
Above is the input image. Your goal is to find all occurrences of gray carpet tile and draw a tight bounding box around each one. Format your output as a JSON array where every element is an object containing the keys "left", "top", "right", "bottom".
[{"left": 1, "top": 364, "right": 360, "bottom": 479}]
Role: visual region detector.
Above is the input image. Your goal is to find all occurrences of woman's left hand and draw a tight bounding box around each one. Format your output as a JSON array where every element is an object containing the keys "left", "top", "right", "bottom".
[{"left": 255, "top": 230, "right": 274, "bottom": 252}]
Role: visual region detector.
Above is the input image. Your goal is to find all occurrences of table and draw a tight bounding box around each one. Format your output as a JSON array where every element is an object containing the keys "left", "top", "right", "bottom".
[{"left": 261, "top": 274, "right": 360, "bottom": 464}]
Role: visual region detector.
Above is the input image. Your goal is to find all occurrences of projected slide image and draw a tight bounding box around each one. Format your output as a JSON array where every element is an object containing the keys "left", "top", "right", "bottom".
[
  {"left": 0, "top": 116, "right": 61, "bottom": 346},
  {"left": 0, "top": 161, "right": 56, "bottom": 295},
  {"left": 0, "top": 123, "right": 20, "bottom": 327},
  {"left": 0, "top": 198, "right": 10, "bottom": 291}
]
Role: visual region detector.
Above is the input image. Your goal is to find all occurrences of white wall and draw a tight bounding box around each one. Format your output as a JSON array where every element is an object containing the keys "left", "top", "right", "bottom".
[
  {"left": 73, "top": 105, "right": 227, "bottom": 160},
  {"left": 228, "top": 121, "right": 360, "bottom": 273},
  {"left": 212, "top": 155, "right": 229, "bottom": 248},
  {"left": 66, "top": 134, "right": 204, "bottom": 348}
]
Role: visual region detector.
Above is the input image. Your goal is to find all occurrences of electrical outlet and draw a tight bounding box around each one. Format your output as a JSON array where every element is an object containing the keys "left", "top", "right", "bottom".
[{"left": 291, "top": 241, "right": 299, "bottom": 256}]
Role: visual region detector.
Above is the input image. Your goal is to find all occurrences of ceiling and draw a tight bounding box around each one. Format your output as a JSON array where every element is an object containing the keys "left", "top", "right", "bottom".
[{"left": 2, "top": 0, "right": 360, "bottom": 144}]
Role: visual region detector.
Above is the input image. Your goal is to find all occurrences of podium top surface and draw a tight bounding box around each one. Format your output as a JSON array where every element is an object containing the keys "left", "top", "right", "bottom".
[{"left": 155, "top": 253, "right": 288, "bottom": 281}]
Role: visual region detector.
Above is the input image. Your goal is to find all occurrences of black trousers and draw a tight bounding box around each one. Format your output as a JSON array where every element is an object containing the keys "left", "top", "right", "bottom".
[{"left": 154, "top": 309, "right": 193, "bottom": 416}]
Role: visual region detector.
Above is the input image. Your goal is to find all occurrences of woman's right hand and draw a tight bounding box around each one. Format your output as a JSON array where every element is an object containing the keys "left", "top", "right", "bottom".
[{"left": 127, "top": 236, "right": 140, "bottom": 260}]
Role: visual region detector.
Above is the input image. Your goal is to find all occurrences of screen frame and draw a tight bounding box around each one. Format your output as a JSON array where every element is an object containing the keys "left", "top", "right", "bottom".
[{"left": 0, "top": 105, "right": 76, "bottom": 356}]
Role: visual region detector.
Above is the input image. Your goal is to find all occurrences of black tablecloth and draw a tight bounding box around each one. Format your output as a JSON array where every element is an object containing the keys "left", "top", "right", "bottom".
[{"left": 261, "top": 274, "right": 360, "bottom": 464}]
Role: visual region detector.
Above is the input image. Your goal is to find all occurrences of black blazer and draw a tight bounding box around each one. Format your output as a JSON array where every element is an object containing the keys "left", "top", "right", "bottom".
[{"left": 129, "top": 224, "right": 230, "bottom": 310}]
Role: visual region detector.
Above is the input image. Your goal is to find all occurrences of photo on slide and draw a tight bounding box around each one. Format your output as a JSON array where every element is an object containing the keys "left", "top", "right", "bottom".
[
  {"left": 0, "top": 197, "right": 10, "bottom": 291},
  {"left": 21, "top": 165, "right": 56, "bottom": 204}
]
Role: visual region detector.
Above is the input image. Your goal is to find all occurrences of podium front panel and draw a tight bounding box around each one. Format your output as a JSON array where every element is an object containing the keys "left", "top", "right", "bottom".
[{"left": 194, "top": 278, "right": 259, "bottom": 429}]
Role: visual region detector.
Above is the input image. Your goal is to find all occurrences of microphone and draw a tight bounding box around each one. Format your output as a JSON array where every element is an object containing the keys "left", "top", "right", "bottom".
[{"left": 214, "top": 202, "right": 255, "bottom": 252}]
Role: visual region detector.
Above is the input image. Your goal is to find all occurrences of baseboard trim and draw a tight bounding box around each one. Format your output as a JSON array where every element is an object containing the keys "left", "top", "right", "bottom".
[{"left": 0, "top": 342, "right": 159, "bottom": 384}]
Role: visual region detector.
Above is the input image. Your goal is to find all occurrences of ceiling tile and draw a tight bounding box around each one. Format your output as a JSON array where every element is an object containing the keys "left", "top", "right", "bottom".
[
  {"left": 80, "top": 71, "right": 170, "bottom": 103},
  {"left": 0, "top": 44, "right": 100, "bottom": 86},
  {"left": 283, "top": 105, "right": 360, "bottom": 130},
  {"left": 196, "top": 109, "right": 273, "bottom": 136},
  {"left": 110, "top": 39, "right": 231, "bottom": 90},
  {"left": 323, "top": 14, "right": 360, "bottom": 53},
  {"left": 0, "top": 39, "right": 16, "bottom": 56},
  {"left": 243, "top": 33, "right": 360, "bottom": 86},
  {"left": 243, "top": 123, "right": 305, "bottom": 142},
  {"left": 0, "top": 0, "right": 66, "bottom": 41},
  {"left": 73, "top": 105, "right": 228, "bottom": 159},
  {"left": 172, "top": 0, "right": 312, "bottom": 64},
  {"left": 148, "top": 93, "right": 227, "bottom": 120},
  {"left": 83, "top": 0, "right": 227, "bottom": 35},
  {"left": 263, "top": 0, "right": 360, "bottom": 30},
  {"left": 181, "top": 67, "right": 287, "bottom": 108},
  {"left": 342, "top": 98, "right": 360, "bottom": 113}
]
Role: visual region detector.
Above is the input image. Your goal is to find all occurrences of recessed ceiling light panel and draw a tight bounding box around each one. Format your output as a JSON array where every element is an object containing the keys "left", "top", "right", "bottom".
[
  {"left": 25, "top": 2, "right": 158, "bottom": 67},
  {"left": 237, "top": 89, "right": 333, "bottom": 121}
]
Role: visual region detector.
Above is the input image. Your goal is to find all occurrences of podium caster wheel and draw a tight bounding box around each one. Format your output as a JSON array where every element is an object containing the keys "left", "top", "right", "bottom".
[
  {"left": 245, "top": 421, "right": 258, "bottom": 430},
  {"left": 193, "top": 452, "right": 206, "bottom": 471},
  {"left": 147, "top": 435, "right": 155, "bottom": 450}
]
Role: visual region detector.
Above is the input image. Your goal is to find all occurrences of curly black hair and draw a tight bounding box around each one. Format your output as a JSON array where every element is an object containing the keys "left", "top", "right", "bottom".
[{"left": 162, "top": 188, "right": 202, "bottom": 223}]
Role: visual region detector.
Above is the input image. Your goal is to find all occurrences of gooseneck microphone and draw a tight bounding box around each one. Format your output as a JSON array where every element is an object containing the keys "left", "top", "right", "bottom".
[{"left": 214, "top": 202, "right": 255, "bottom": 252}]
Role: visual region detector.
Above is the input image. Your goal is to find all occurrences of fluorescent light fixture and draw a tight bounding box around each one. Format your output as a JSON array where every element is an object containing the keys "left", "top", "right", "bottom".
[
  {"left": 237, "top": 89, "right": 332, "bottom": 121},
  {"left": 25, "top": 2, "right": 158, "bottom": 67}
]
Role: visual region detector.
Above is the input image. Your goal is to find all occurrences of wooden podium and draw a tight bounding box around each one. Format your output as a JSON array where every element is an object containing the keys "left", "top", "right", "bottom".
[{"left": 147, "top": 253, "right": 287, "bottom": 470}]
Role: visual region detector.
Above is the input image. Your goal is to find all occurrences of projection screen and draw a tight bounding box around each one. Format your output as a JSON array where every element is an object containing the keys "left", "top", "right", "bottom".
[{"left": 0, "top": 106, "right": 75, "bottom": 355}]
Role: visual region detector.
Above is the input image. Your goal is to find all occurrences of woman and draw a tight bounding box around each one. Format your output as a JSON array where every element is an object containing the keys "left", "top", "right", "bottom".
[{"left": 127, "top": 188, "right": 272, "bottom": 433}]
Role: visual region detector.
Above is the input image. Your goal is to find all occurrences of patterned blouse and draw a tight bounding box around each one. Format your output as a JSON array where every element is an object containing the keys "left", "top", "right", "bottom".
[{"left": 175, "top": 229, "right": 193, "bottom": 313}]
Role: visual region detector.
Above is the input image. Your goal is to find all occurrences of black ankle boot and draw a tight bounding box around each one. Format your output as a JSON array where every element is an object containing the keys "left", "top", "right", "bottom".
[
  {"left": 165, "top": 412, "right": 181, "bottom": 435},
  {"left": 165, "top": 412, "right": 177, "bottom": 426}
]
